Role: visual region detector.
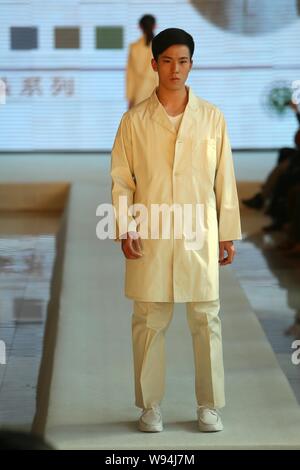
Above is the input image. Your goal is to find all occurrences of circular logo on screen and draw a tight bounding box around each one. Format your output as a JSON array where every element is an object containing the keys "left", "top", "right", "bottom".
[{"left": 191, "top": 0, "right": 300, "bottom": 35}]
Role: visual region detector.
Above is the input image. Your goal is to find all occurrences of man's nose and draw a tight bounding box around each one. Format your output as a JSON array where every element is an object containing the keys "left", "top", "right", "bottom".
[{"left": 171, "top": 61, "right": 179, "bottom": 73}]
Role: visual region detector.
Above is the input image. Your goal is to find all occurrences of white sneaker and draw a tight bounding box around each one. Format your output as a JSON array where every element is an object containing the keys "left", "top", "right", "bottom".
[
  {"left": 138, "top": 405, "right": 163, "bottom": 432},
  {"left": 197, "top": 406, "right": 223, "bottom": 432}
]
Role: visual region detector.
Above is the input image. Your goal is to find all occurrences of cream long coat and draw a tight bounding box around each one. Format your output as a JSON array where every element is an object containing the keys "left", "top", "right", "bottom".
[
  {"left": 111, "top": 87, "right": 242, "bottom": 302},
  {"left": 126, "top": 36, "right": 158, "bottom": 106}
]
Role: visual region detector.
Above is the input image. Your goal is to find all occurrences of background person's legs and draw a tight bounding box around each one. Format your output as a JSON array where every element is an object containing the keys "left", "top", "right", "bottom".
[
  {"left": 132, "top": 301, "right": 174, "bottom": 409},
  {"left": 186, "top": 299, "right": 225, "bottom": 409}
]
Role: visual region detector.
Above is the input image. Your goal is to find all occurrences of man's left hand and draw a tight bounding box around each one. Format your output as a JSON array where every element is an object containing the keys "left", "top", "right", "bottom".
[{"left": 219, "top": 240, "right": 235, "bottom": 266}]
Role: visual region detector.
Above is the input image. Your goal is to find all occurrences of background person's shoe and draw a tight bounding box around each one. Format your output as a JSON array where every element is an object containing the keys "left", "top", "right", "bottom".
[
  {"left": 197, "top": 406, "right": 223, "bottom": 432},
  {"left": 138, "top": 405, "right": 163, "bottom": 432}
]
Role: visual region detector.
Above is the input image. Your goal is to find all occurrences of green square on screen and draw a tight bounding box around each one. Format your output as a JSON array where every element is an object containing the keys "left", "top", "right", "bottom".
[
  {"left": 96, "top": 27, "right": 123, "bottom": 49},
  {"left": 55, "top": 27, "right": 80, "bottom": 49}
]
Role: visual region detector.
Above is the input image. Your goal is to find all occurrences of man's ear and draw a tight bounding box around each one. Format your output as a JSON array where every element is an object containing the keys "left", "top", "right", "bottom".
[
  {"left": 151, "top": 58, "right": 158, "bottom": 72},
  {"left": 189, "top": 59, "right": 193, "bottom": 71}
]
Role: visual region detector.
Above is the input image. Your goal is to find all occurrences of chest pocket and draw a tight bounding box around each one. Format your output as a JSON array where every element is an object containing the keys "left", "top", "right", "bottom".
[{"left": 191, "top": 138, "right": 217, "bottom": 179}]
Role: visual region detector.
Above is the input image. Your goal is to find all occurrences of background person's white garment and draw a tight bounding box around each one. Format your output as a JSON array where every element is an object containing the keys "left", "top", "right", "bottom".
[{"left": 126, "top": 36, "right": 158, "bottom": 106}]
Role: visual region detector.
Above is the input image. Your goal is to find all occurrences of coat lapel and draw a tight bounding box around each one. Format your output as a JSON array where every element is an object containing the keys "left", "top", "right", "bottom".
[
  {"left": 177, "top": 87, "right": 198, "bottom": 141},
  {"left": 148, "top": 86, "right": 198, "bottom": 138},
  {"left": 148, "top": 88, "right": 176, "bottom": 135}
]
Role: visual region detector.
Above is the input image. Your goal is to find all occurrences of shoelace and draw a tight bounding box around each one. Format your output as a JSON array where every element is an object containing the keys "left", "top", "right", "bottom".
[
  {"left": 143, "top": 406, "right": 161, "bottom": 416},
  {"left": 198, "top": 406, "right": 221, "bottom": 417}
]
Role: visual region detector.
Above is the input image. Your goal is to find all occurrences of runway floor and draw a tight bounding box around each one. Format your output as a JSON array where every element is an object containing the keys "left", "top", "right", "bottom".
[{"left": 0, "top": 152, "right": 299, "bottom": 448}]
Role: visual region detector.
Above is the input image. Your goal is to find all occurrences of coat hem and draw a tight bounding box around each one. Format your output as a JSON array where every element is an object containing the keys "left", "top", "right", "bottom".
[{"left": 125, "top": 293, "right": 220, "bottom": 303}]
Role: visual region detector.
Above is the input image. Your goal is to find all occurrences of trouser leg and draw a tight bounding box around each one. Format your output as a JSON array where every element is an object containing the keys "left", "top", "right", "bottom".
[
  {"left": 186, "top": 299, "right": 225, "bottom": 409},
  {"left": 132, "top": 301, "right": 174, "bottom": 409}
]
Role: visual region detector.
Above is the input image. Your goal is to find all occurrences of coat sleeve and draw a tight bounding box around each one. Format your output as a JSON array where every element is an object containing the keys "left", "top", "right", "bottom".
[
  {"left": 126, "top": 44, "right": 135, "bottom": 103},
  {"left": 214, "top": 111, "right": 242, "bottom": 242},
  {"left": 111, "top": 112, "right": 137, "bottom": 241}
]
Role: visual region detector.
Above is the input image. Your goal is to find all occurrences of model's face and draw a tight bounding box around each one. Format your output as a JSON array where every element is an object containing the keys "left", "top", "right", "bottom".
[{"left": 151, "top": 44, "right": 193, "bottom": 90}]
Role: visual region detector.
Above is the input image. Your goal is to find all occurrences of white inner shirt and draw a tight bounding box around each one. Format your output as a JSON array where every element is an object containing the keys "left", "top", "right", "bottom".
[{"left": 167, "top": 112, "right": 184, "bottom": 133}]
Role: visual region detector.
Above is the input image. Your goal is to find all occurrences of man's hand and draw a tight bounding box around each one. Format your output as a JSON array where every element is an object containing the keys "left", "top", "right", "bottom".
[
  {"left": 121, "top": 231, "right": 143, "bottom": 259},
  {"left": 219, "top": 240, "right": 235, "bottom": 266}
]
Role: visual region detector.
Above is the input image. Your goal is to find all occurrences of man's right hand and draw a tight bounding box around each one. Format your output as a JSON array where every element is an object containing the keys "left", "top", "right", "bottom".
[{"left": 121, "top": 231, "right": 143, "bottom": 259}]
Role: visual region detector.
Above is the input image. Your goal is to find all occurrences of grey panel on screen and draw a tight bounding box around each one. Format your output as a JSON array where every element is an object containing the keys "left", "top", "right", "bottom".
[
  {"left": 10, "top": 27, "right": 38, "bottom": 50},
  {"left": 55, "top": 27, "right": 80, "bottom": 49}
]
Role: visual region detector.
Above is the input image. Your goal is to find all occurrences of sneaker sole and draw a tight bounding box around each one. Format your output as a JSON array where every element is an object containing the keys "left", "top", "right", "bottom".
[
  {"left": 198, "top": 421, "right": 223, "bottom": 432},
  {"left": 138, "top": 420, "right": 163, "bottom": 433}
]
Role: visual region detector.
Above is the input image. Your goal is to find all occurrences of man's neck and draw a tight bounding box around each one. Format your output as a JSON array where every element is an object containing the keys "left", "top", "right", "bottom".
[{"left": 156, "top": 85, "right": 189, "bottom": 116}]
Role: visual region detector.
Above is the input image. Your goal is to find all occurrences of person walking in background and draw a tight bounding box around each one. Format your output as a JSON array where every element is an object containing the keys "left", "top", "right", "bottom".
[{"left": 126, "top": 14, "right": 158, "bottom": 109}]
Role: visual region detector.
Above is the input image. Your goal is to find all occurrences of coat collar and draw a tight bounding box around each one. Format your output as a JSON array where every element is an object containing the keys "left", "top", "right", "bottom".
[{"left": 148, "top": 86, "right": 198, "bottom": 136}]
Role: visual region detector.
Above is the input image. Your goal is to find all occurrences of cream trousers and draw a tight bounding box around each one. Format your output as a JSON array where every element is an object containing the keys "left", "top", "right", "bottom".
[{"left": 132, "top": 299, "right": 225, "bottom": 410}]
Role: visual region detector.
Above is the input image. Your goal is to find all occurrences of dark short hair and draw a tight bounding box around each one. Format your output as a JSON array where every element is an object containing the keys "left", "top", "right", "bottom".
[{"left": 152, "top": 28, "right": 194, "bottom": 61}]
